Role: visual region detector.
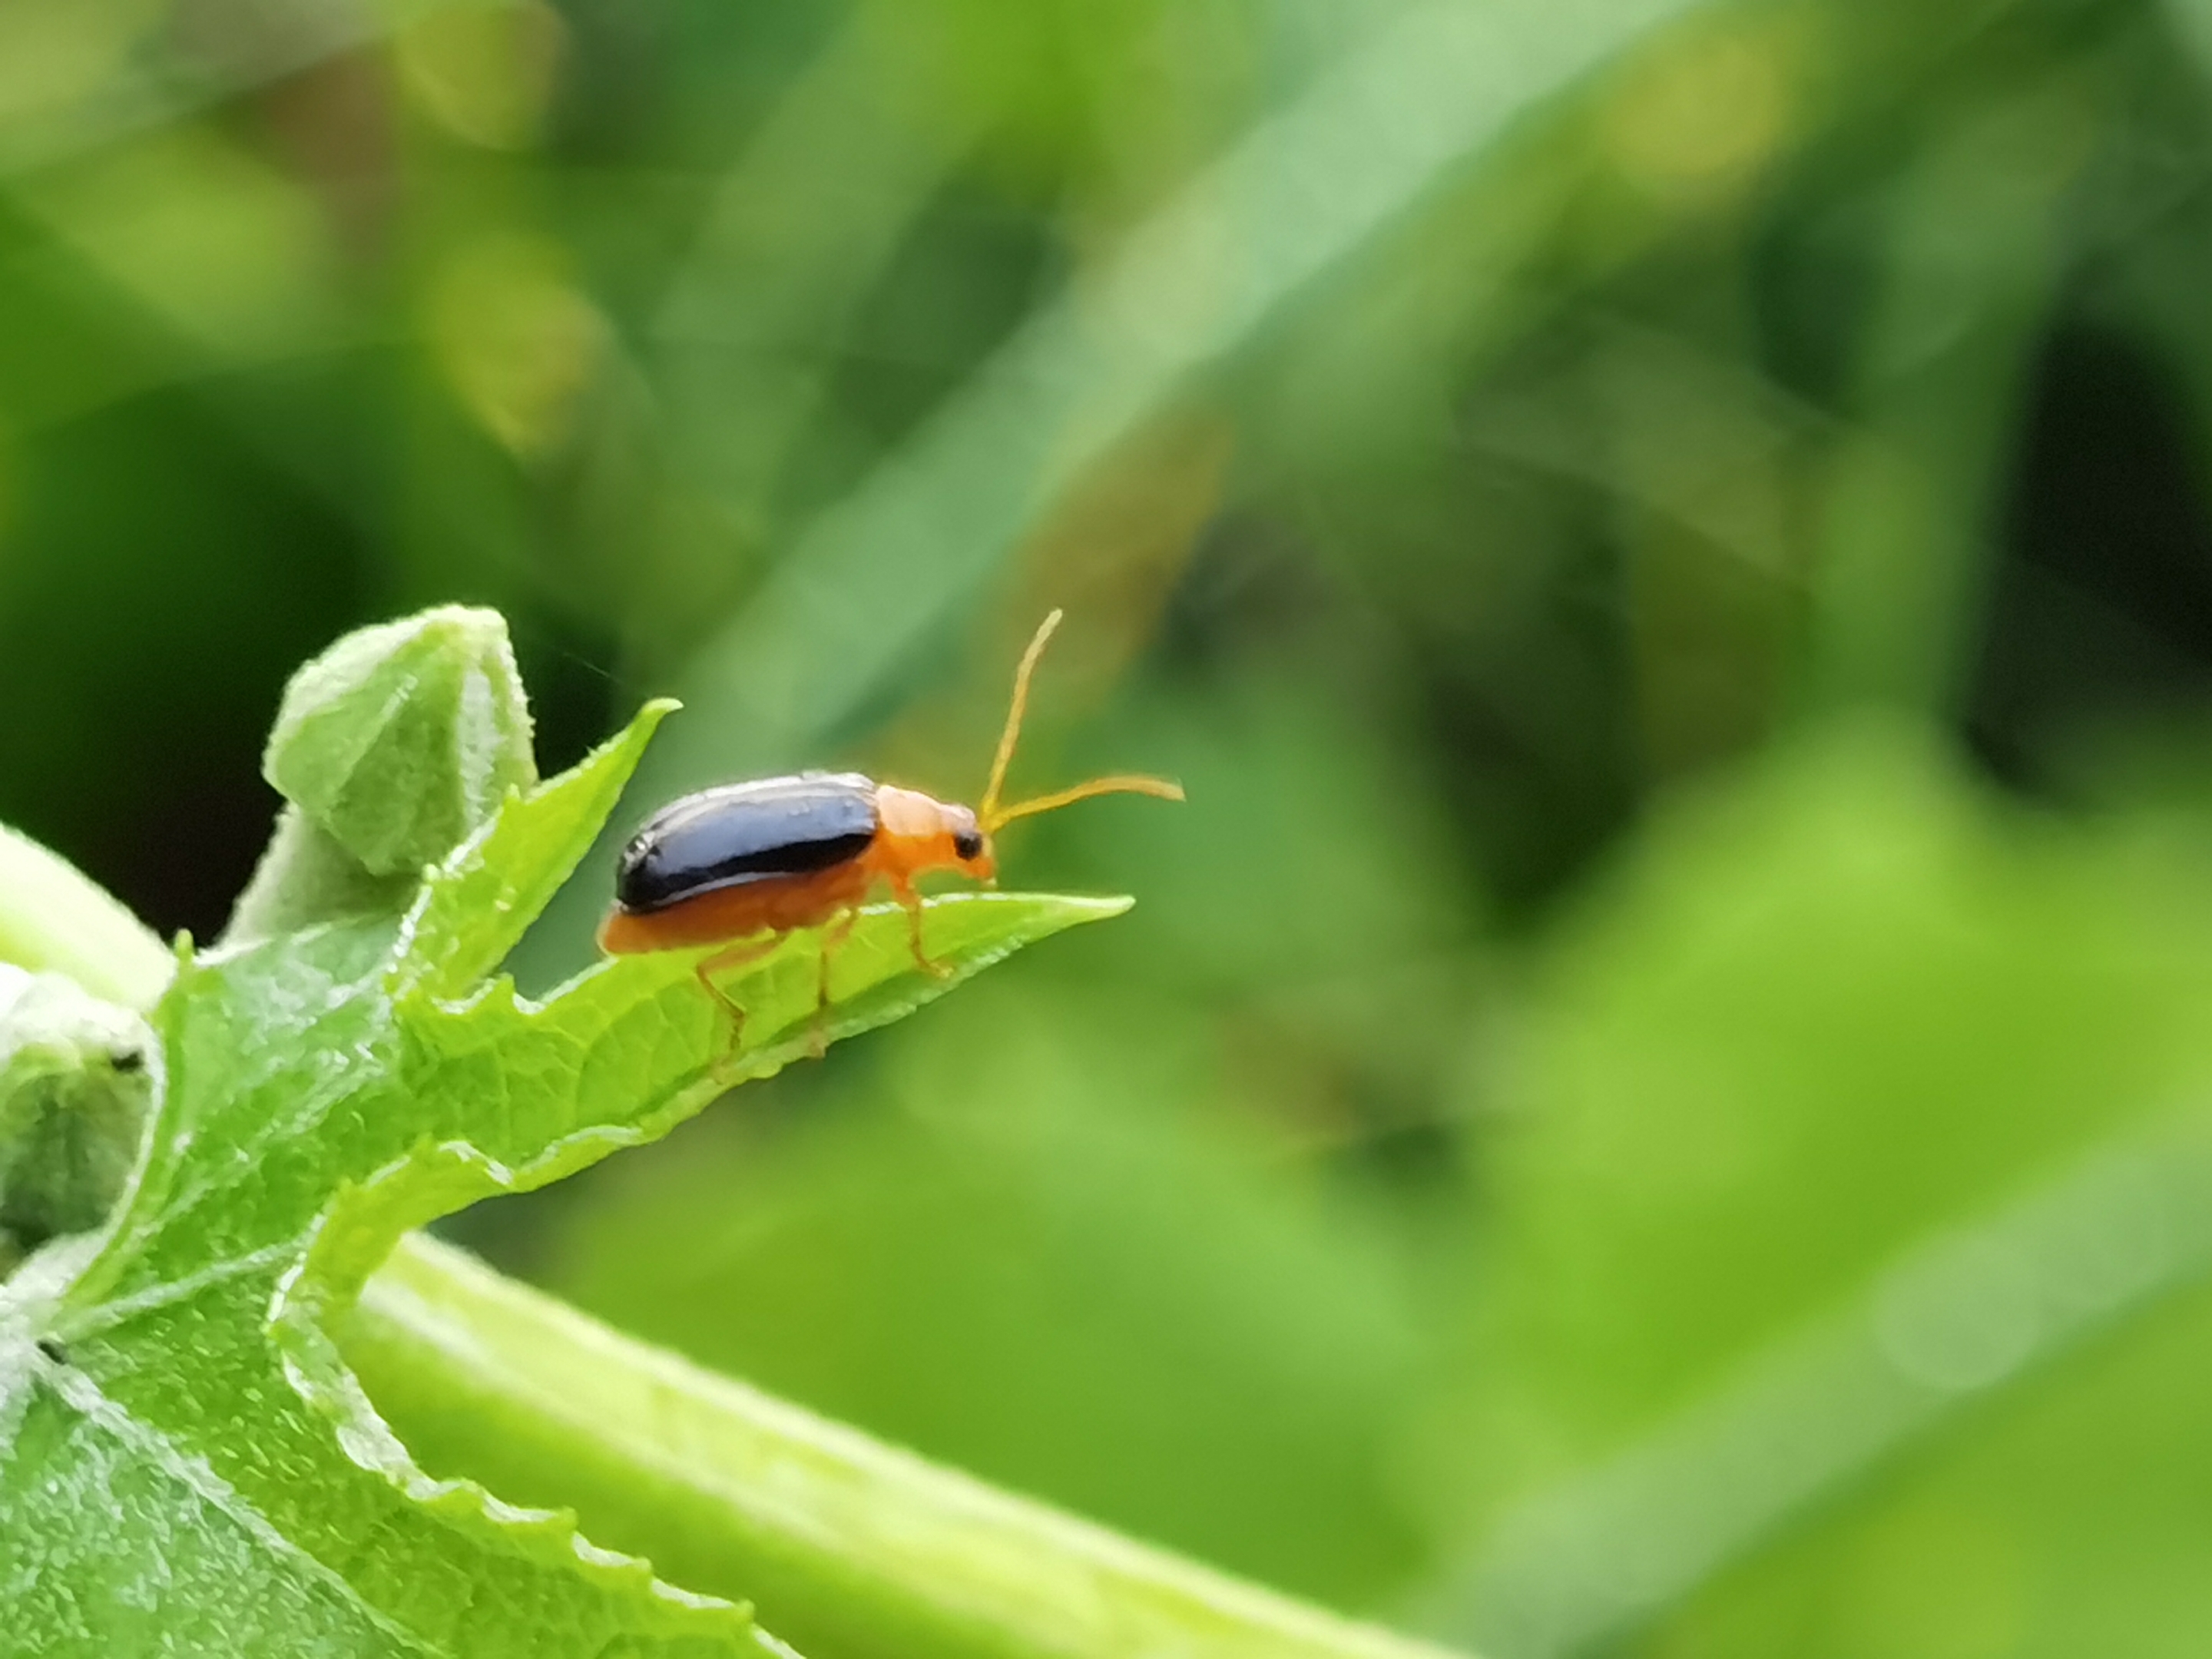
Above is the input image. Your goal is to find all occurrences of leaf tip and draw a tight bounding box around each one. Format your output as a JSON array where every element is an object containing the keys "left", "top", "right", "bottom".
[{"left": 1055, "top": 892, "right": 1135, "bottom": 924}]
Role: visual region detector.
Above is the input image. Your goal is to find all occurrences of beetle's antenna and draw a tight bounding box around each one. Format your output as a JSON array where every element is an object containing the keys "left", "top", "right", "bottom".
[
  {"left": 979, "top": 608, "right": 1184, "bottom": 833},
  {"left": 979, "top": 608, "right": 1061, "bottom": 826},
  {"left": 986, "top": 773, "right": 1184, "bottom": 830}
]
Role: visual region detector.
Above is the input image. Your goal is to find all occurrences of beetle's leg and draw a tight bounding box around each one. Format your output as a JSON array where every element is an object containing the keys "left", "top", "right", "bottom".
[
  {"left": 694, "top": 932, "right": 783, "bottom": 1074},
  {"left": 808, "top": 908, "right": 859, "bottom": 1059},
  {"left": 891, "top": 879, "right": 952, "bottom": 979}
]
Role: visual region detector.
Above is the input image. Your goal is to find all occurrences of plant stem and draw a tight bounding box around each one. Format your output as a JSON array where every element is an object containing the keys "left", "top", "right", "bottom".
[
  {"left": 0, "top": 824, "right": 174, "bottom": 1012},
  {"left": 345, "top": 1232, "right": 1469, "bottom": 1659}
]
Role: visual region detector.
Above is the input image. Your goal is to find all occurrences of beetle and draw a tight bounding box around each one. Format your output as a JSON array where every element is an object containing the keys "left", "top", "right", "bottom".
[{"left": 598, "top": 609, "right": 1181, "bottom": 1049}]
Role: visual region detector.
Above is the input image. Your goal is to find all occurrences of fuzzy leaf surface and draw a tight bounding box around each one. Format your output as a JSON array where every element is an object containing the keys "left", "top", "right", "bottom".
[{"left": 0, "top": 704, "right": 1124, "bottom": 1657}]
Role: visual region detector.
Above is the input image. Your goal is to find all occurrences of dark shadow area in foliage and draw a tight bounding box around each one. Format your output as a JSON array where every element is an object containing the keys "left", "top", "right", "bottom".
[{"left": 1971, "top": 318, "right": 2212, "bottom": 789}]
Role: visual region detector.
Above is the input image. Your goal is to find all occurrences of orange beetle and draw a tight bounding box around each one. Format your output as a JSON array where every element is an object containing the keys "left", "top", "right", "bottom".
[{"left": 598, "top": 611, "right": 1181, "bottom": 1041}]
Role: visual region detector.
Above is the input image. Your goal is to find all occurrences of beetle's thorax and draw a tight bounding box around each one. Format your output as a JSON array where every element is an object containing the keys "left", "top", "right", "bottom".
[
  {"left": 872, "top": 784, "right": 994, "bottom": 880},
  {"left": 873, "top": 783, "right": 948, "bottom": 839}
]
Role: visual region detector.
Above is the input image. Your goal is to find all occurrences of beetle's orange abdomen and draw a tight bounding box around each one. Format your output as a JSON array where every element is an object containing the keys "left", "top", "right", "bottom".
[
  {"left": 600, "top": 772, "right": 886, "bottom": 956},
  {"left": 598, "top": 858, "right": 875, "bottom": 954}
]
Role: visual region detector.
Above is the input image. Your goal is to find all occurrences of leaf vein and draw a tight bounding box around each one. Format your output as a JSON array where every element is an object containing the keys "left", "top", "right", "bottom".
[
  {"left": 60, "top": 1240, "right": 303, "bottom": 1340},
  {"left": 46, "top": 1362, "right": 452, "bottom": 1657}
]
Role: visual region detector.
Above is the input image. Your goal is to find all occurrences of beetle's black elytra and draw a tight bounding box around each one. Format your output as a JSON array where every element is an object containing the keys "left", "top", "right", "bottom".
[{"left": 615, "top": 772, "right": 881, "bottom": 915}]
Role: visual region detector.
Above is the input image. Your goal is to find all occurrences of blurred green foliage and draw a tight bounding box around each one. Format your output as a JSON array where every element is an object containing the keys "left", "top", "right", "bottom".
[{"left": 11, "top": 0, "right": 2212, "bottom": 1651}]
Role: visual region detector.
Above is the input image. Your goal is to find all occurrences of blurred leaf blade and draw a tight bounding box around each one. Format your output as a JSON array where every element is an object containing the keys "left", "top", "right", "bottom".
[
  {"left": 1420, "top": 1112, "right": 2212, "bottom": 1657},
  {"left": 646, "top": 0, "right": 1711, "bottom": 791},
  {"left": 1797, "top": 71, "right": 2103, "bottom": 720},
  {"left": 1410, "top": 723, "right": 2212, "bottom": 1654}
]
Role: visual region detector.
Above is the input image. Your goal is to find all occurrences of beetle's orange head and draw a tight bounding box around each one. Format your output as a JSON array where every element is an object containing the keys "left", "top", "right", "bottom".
[
  {"left": 945, "top": 802, "right": 995, "bottom": 880},
  {"left": 872, "top": 785, "right": 996, "bottom": 881},
  {"left": 975, "top": 610, "right": 1184, "bottom": 853}
]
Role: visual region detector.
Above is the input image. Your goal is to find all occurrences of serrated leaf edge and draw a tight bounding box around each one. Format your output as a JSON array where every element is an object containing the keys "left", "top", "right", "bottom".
[{"left": 257, "top": 892, "right": 1131, "bottom": 1648}]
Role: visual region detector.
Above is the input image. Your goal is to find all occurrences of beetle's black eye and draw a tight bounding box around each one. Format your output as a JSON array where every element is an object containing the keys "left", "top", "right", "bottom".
[{"left": 953, "top": 827, "right": 985, "bottom": 861}]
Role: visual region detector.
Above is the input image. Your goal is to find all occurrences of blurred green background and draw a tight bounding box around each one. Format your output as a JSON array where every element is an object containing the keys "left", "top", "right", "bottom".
[{"left": 12, "top": 0, "right": 2212, "bottom": 1652}]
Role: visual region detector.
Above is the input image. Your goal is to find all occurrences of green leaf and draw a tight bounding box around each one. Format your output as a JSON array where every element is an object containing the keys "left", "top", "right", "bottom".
[{"left": 0, "top": 700, "right": 1123, "bottom": 1657}]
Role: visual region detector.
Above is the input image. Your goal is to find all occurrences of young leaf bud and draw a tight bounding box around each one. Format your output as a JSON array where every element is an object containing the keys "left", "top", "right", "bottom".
[
  {"left": 224, "top": 607, "right": 540, "bottom": 942},
  {"left": 0, "top": 964, "right": 155, "bottom": 1256}
]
